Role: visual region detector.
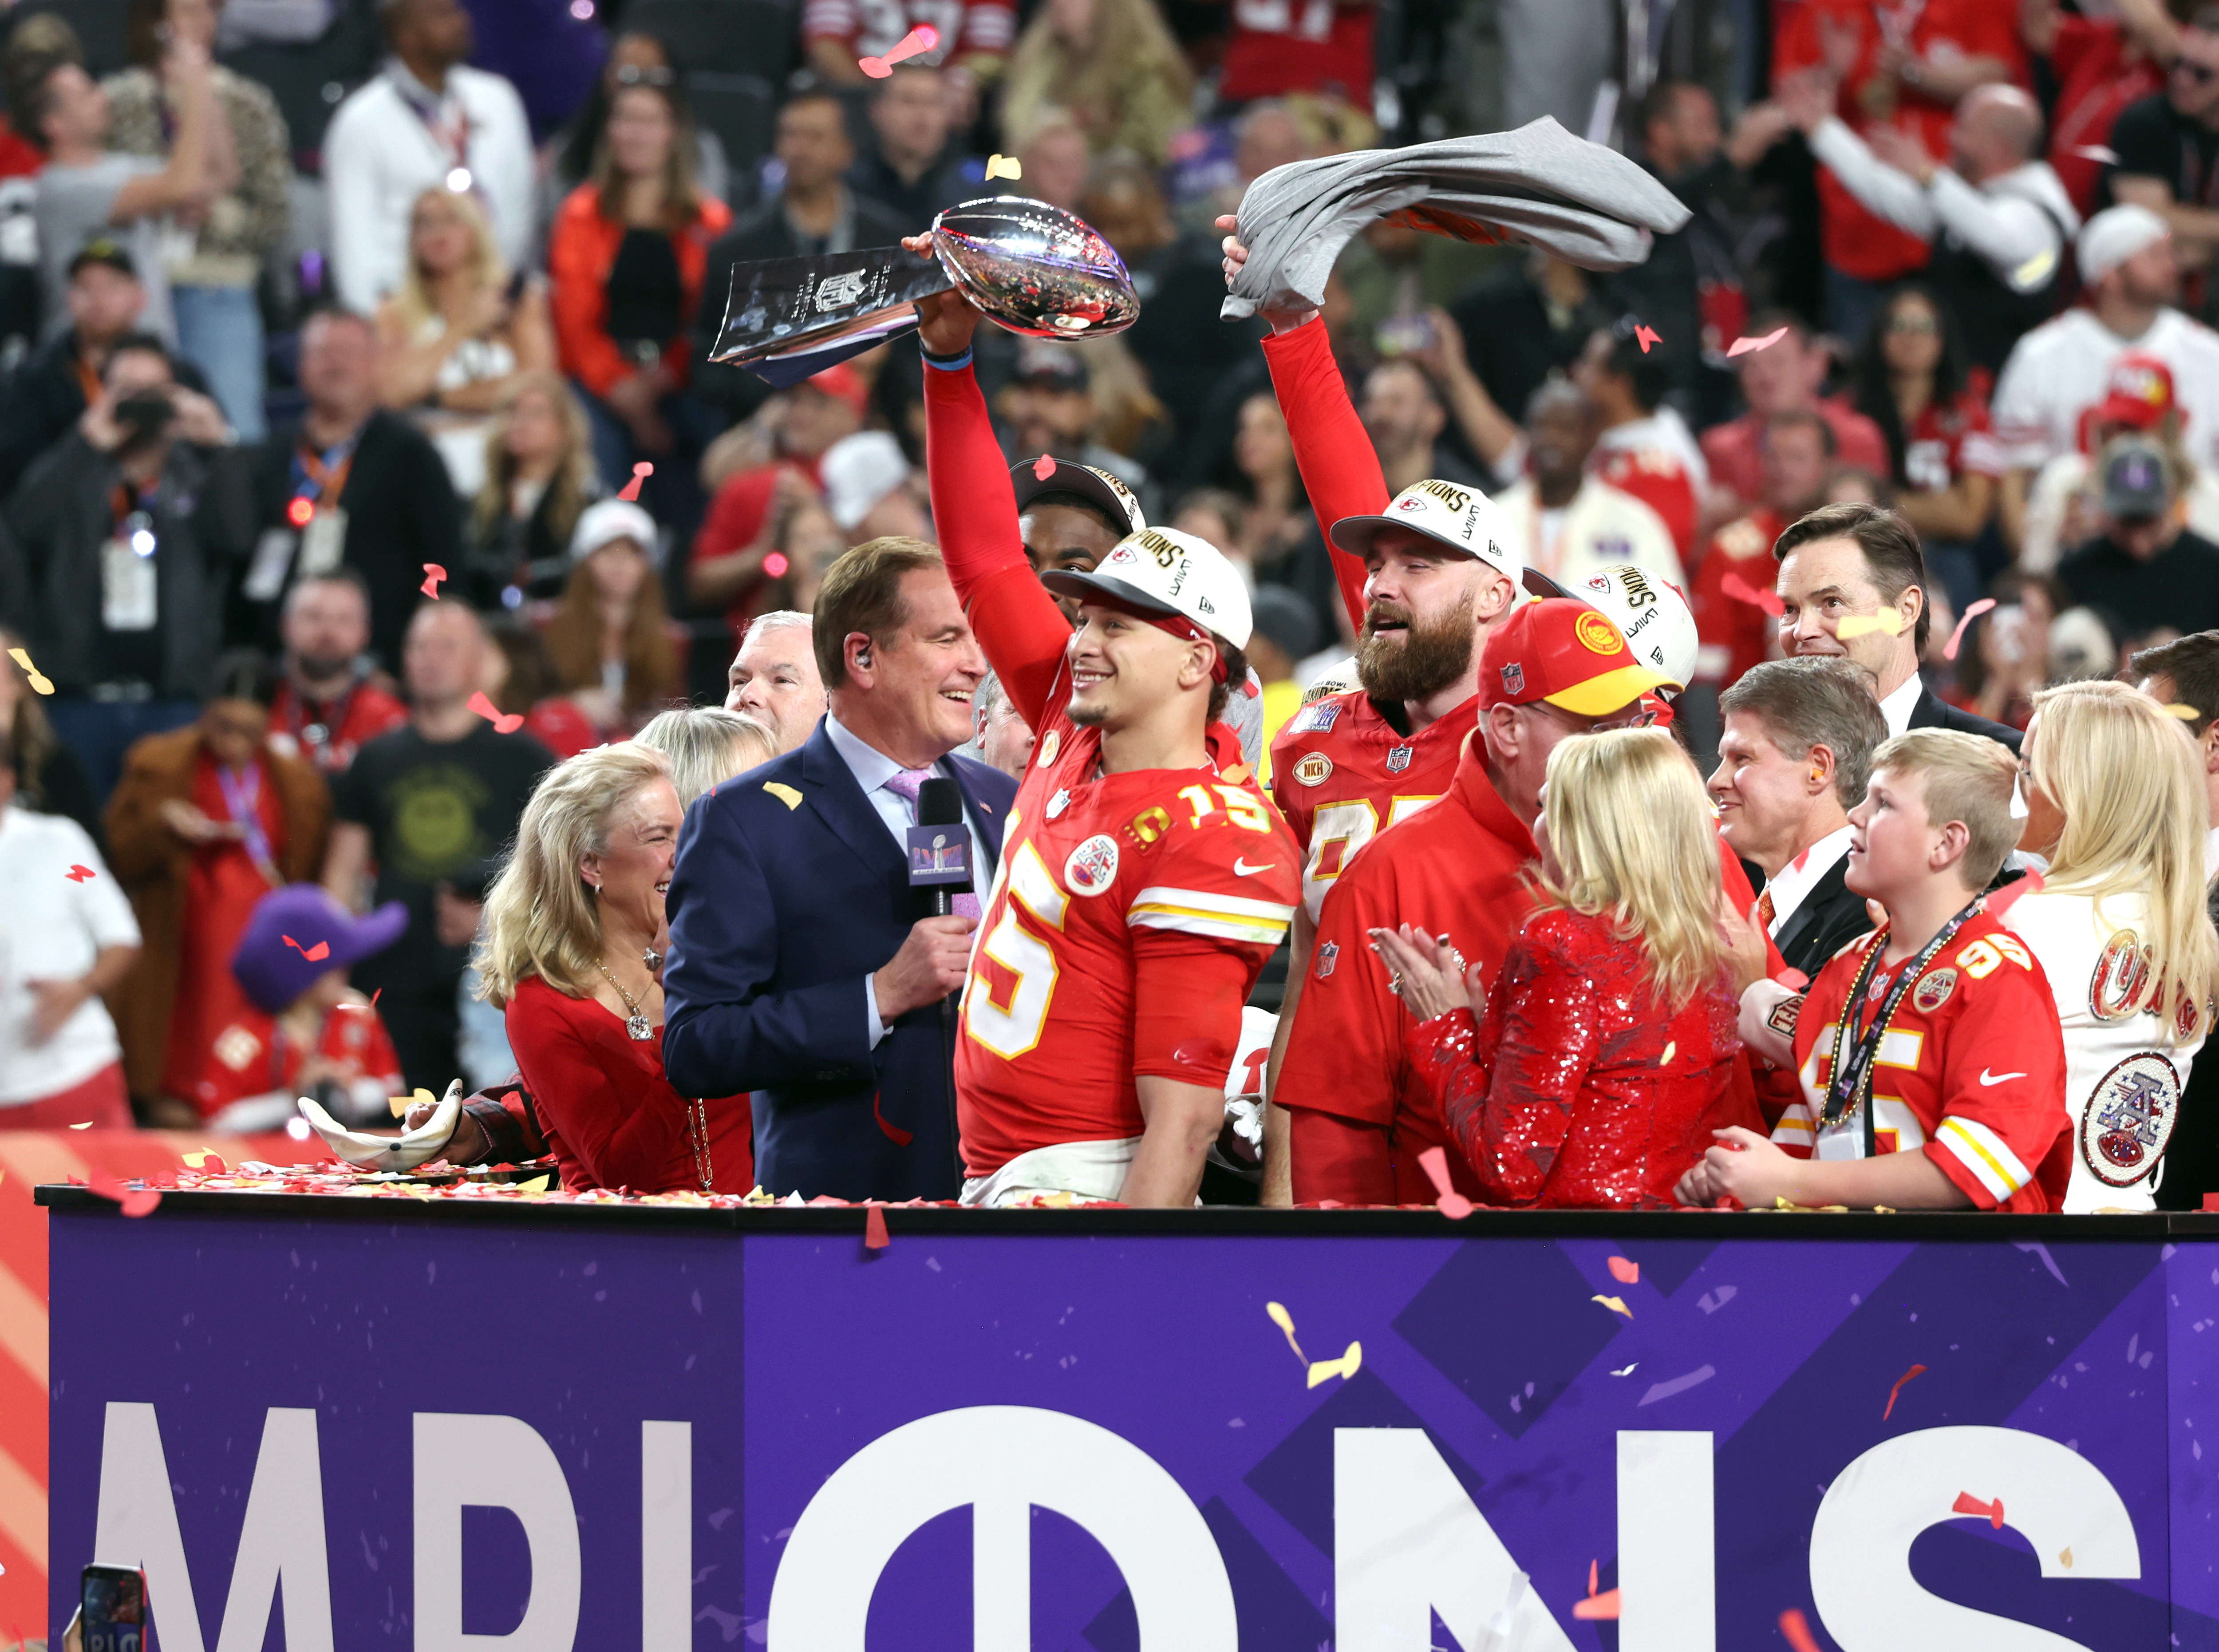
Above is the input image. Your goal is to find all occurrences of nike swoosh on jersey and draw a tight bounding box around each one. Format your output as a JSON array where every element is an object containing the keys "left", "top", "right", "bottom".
[
  {"left": 1978, "top": 1068, "right": 2027, "bottom": 1086},
  {"left": 1232, "top": 858, "right": 1275, "bottom": 876}
]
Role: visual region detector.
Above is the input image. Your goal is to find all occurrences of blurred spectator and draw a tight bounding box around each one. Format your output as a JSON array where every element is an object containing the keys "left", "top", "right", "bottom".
[
  {"left": 1218, "top": 390, "right": 1310, "bottom": 581},
  {"left": 1780, "top": 76, "right": 2076, "bottom": 376},
  {"left": 210, "top": 883, "right": 404, "bottom": 1130},
  {"left": 247, "top": 308, "right": 466, "bottom": 673},
  {"left": 2048, "top": 603, "right": 2120, "bottom": 681},
  {"left": 774, "top": 494, "right": 853, "bottom": 614},
  {"left": 1992, "top": 206, "right": 2219, "bottom": 547},
  {"left": 2019, "top": 354, "right": 2219, "bottom": 572},
  {"left": 802, "top": 0, "right": 1013, "bottom": 124},
  {"left": 1700, "top": 314, "right": 1889, "bottom": 520},
  {"left": 1573, "top": 316, "right": 1707, "bottom": 555},
  {"left": 323, "top": 0, "right": 534, "bottom": 313},
  {"left": 1170, "top": 487, "right": 1244, "bottom": 563},
  {"left": 104, "top": 652, "right": 328, "bottom": 1123},
  {"left": 0, "top": 241, "right": 152, "bottom": 503},
  {"left": 1003, "top": 0, "right": 1192, "bottom": 166},
  {"left": 1214, "top": 0, "right": 1372, "bottom": 107},
  {"left": 375, "top": 186, "right": 554, "bottom": 500},
  {"left": 0, "top": 719, "right": 140, "bottom": 1130},
  {"left": 1008, "top": 452, "right": 1141, "bottom": 621},
  {"left": 484, "top": 619, "right": 596, "bottom": 759},
  {"left": 549, "top": 38, "right": 731, "bottom": 229},
  {"left": 2021, "top": 0, "right": 2181, "bottom": 218},
  {"left": 1848, "top": 284, "right": 2003, "bottom": 609},
  {"left": 1692, "top": 410, "right": 1836, "bottom": 692},
  {"left": 103, "top": 0, "right": 290, "bottom": 441},
  {"left": 1335, "top": 220, "right": 1503, "bottom": 342},
  {"left": 634, "top": 704, "right": 778, "bottom": 806},
  {"left": 1016, "top": 111, "right": 1091, "bottom": 212},
  {"left": 2057, "top": 434, "right": 2219, "bottom": 642},
  {"left": 850, "top": 64, "right": 975, "bottom": 226},
  {"left": 1945, "top": 570, "right": 2064, "bottom": 731},
  {"left": 690, "top": 365, "right": 865, "bottom": 644},
  {"left": 723, "top": 610, "right": 827, "bottom": 752},
  {"left": 1451, "top": 251, "right": 1612, "bottom": 438},
  {"left": 21, "top": 39, "right": 218, "bottom": 349},
  {"left": 324, "top": 601, "right": 553, "bottom": 1095},
  {"left": 999, "top": 340, "right": 1156, "bottom": 512},
  {"left": 0, "top": 623, "right": 99, "bottom": 843},
  {"left": 1772, "top": 0, "right": 2021, "bottom": 340},
  {"left": 549, "top": 72, "right": 730, "bottom": 525},
  {"left": 1360, "top": 355, "right": 1485, "bottom": 496},
  {"left": 541, "top": 498, "right": 684, "bottom": 739},
  {"left": 1826, "top": 466, "right": 1894, "bottom": 506},
  {"left": 265, "top": 571, "right": 407, "bottom": 777},
  {"left": 466, "top": 372, "right": 602, "bottom": 604},
  {"left": 1245, "top": 582, "right": 1315, "bottom": 781},
  {"left": 2108, "top": 5, "right": 2219, "bottom": 277},
  {"left": 822, "top": 430, "right": 929, "bottom": 542},
  {"left": 967, "top": 667, "right": 1032, "bottom": 779},
  {"left": 692, "top": 91, "right": 908, "bottom": 422},
  {"left": 1497, "top": 379, "right": 1683, "bottom": 590},
  {"left": 8, "top": 333, "right": 248, "bottom": 803}
]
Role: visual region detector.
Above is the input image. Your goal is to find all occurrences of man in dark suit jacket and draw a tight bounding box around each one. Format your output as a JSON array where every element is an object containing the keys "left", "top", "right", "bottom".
[
  {"left": 1711, "top": 656, "right": 1891, "bottom": 981},
  {"left": 663, "top": 538, "right": 1014, "bottom": 1200},
  {"left": 1773, "top": 499, "right": 2022, "bottom": 755}
]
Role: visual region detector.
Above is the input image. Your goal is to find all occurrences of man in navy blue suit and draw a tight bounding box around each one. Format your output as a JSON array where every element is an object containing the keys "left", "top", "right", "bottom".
[{"left": 662, "top": 538, "right": 1019, "bottom": 1200}]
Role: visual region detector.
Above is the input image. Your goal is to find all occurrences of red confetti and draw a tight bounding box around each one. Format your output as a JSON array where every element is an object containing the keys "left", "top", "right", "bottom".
[
  {"left": 282, "top": 935, "right": 332, "bottom": 962},
  {"left": 1572, "top": 1589, "right": 1621, "bottom": 1620},
  {"left": 1415, "top": 1146, "right": 1473, "bottom": 1218},
  {"left": 1953, "top": 1491, "right": 2005, "bottom": 1529},
  {"left": 371, "top": 988, "right": 382, "bottom": 1007},
  {"left": 1720, "top": 571, "right": 1785, "bottom": 616},
  {"left": 1728, "top": 327, "right": 1791, "bottom": 358},
  {"left": 865, "top": 1205, "right": 890, "bottom": 1250},
  {"left": 873, "top": 1091, "right": 913, "bottom": 1146},
  {"left": 1985, "top": 868, "right": 2045, "bottom": 921},
  {"left": 467, "top": 691, "right": 525, "bottom": 734},
  {"left": 1634, "top": 324, "right": 1662, "bottom": 354},
  {"left": 1883, "top": 1362, "right": 1928, "bottom": 1420},
  {"left": 1774, "top": 966, "right": 1810, "bottom": 990},
  {"left": 65, "top": 864, "right": 95, "bottom": 882},
  {"left": 420, "top": 562, "right": 447, "bottom": 600},
  {"left": 764, "top": 551, "right": 790, "bottom": 578},
  {"left": 618, "top": 461, "right": 654, "bottom": 503},
  {"left": 87, "top": 1174, "right": 161, "bottom": 1217},
  {"left": 1779, "top": 1609, "right": 1822, "bottom": 1652},
  {"left": 1032, "top": 452, "right": 1057, "bottom": 481},
  {"left": 858, "top": 22, "right": 937, "bottom": 75},
  {"left": 1607, "top": 1254, "right": 1639, "bottom": 1285},
  {"left": 1943, "top": 597, "right": 1995, "bottom": 661}
]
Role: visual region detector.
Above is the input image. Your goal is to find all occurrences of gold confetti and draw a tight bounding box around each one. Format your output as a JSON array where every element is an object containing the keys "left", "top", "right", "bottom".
[
  {"left": 763, "top": 781, "right": 804, "bottom": 810},
  {"left": 2164, "top": 703, "right": 2203, "bottom": 721},
  {"left": 388, "top": 1087, "right": 435, "bottom": 1119},
  {"left": 514, "top": 1174, "right": 550, "bottom": 1194},
  {"left": 6, "top": 647, "right": 53, "bottom": 695},
  {"left": 68, "top": 1121, "right": 92, "bottom": 1130},
  {"left": 1661, "top": 1041, "right": 1676, "bottom": 1063},
  {"left": 1592, "top": 1294, "right": 1634, "bottom": 1320},
  {"left": 1836, "top": 610, "right": 1906, "bottom": 639},
  {"left": 1306, "top": 1341, "right": 1362, "bottom": 1387},
  {"left": 2059, "top": 1547, "right": 2073, "bottom": 1569},
  {"left": 182, "top": 1150, "right": 215, "bottom": 1167},
  {"left": 1265, "top": 1300, "right": 1307, "bottom": 1364},
  {"left": 985, "top": 153, "right": 1023, "bottom": 181}
]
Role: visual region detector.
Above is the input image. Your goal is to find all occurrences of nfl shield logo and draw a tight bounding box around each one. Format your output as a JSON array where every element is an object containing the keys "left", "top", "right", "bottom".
[
  {"left": 1500, "top": 663, "right": 1525, "bottom": 698},
  {"left": 1315, "top": 941, "right": 1339, "bottom": 979},
  {"left": 1386, "top": 746, "right": 1413, "bottom": 773}
]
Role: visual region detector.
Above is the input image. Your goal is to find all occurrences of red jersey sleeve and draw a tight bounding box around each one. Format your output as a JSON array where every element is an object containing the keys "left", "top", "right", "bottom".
[
  {"left": 922, "top": 355, "right": 1075, "bottom": 727},
  {"left": 1261, "top": 316, "right": 1383, "bottom": 636},
  {"left": 1921, "top": 931, "right": 2070, "bottom": 1210}
]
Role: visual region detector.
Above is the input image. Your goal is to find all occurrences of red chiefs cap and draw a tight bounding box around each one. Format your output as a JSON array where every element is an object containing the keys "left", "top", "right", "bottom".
[{"left": 1478, "top": 598, "right": 1673, "bottom": 715}]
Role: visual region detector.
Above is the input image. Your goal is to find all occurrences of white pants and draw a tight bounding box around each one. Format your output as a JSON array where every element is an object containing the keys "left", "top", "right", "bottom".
[{"left": 961, "top": 1135, "right": 1142, "bottom": 1207}]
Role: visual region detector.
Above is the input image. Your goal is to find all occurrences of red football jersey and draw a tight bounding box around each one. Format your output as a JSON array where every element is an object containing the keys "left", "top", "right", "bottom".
[
  {"left": 1595, "top": 446, "right": 1698, "bottom": 557},
  {"left": 1268, "top": 690, "right": 1472, "bottom": 923},
  {"left": 956, "top": 664, "right": 1302, "bottom": 1179},
  {"left": 1772, "top": 910, "right": 2072, "bottom": 1211},
  {"left": 1903, "top": 391, "right": 2006, "bottom": 493},
  {"left": 191, "top": 998, "right": 403, "bottom": 1121}
]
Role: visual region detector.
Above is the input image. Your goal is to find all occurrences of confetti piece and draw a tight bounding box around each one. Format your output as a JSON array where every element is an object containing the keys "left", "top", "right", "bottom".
[
  {"left": 618, "top": 461, "right": 654, "bottom": 503},
  {"left": 1883, "top": 1362, "right": 1928, "bottom": 1419},
  {"left": 1727, "top": 327, "right": 1790, "bottom": 357},
  {"left": 1780, "top": 1609, "right": 1822, "bottom": 1652},
  {"left": 389, "top": 1087, "right": 435, "bottom": 1119},
  {"left": 1607, "top": 1255, "right": 1639, "bottom": 1284},
  {"left": 763, "top": 781, "right": 804, "bottom": 809},
  {"left": 1416, "top": 1144, "right": 1474, "bottom": 1218},
  {"left": 1953, "top": 1491, "right": 2005, "bottom": 1529},
  {"left": 858, "top": 22, "right": 937, "bottom": 75},
  {"left": 8, "top": 647, "right": 53, "bottom": 694},
  {"left": 2072, "top": 144, "right": 2120, "bottom": 166},
  {"left": 1634, "top": 324, "right": 1662, "bottom": 354},
  {"left": 865, "top": 1205, "right": 890, "bottom": 1249},
  {"left": 1611, "top": 1363, "right": 1638, "bottom": 1375},
  {"left": 181, "top": 1150, "right": 226, "bottom": 1171},
  {"left": 68, "top": 1121, "right": 92, "bottom": 1130},
  {"left": 1836, "top": 609, "right": 1906, "bottom": 639},
  {"left": 1572, "top": 1589, "right": 1622, "bottom": 1620},
  {"left": 419, "top": 562, "right": 446, "bottom": 600},
  {"left": 1592, "top": 1294, "right": 1633, "bottom": 1320},
  {"left": 2164, "top": 703, "right": 2203, "bottom": 720},
  {"left": 873, "top": 1091, "right": 914, "bottom": 1146},
  {"left": 2060, "top": 1547, "right": 2073, "bottom": 1569},
  {"left": 985, "top": 153, "right": 1023, "bottom": 181},
  {"left": 1265, "top": 1300, "right": 1308, "bottom": 1364},
  {"left": 1639, "top": 1363, "right": 1716, "bottom": 1405},
  {"left": 87, "top": 1174, "right": 160, "bottom": 1217},
  {"left": 1984, "top": 867, "right": 2043, "bottom": 920},
  {"left": 1775, "top": 966, "right": 1810, "bottom": 990},
  {"left": 467, "top": 691, "right": 525, "bottom": 734},
  {"left": 514, "top": 1174, "right": 550, "bottom": 1194},
  {"left": 65, "top": 864, "right": 95, "bottom": 882},
  {"left": 1032, "top": 452, "right": 1057, "bottom": 481},
  {"left": 1306, "top": 1340, "right": 1361, "bottom": 1388},
  {"left": 282, "top": 935, "right": 332, "bottom": 962},
  {"left": 1942, "top": 597, "right": 1995, "bottom": 661},
  {"left": 1661, "top": 1041, "right": 1676, "bottom": 1063},
  {"left": 371, "top": 988, "right": 381, "bottom": 1007},
  {"left": 1720, "top": 570, "right": 1785, "bottom": 616}
]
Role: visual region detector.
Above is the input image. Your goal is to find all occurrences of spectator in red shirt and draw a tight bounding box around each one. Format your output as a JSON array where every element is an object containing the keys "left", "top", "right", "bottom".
[
  {"left": 688, "top": 364, "right": 865, "bottom": 645},
  {"left": 1773, "top": 0, "right": 2022, "bottom": 341},
  {"left": 1214, "top": 0, "right": 1375, "bottom": 109},
  {"left": 1692, "top": 410, "right": 1836, "bottom": 692},
  {"left": 267, "top": 572, "right": 408, "bottom": 779},
  {"left": 2022, "top": 0, "right": 2180, "bottom": 218},
  {"left": 802, "top": 0, "right": 1014, "bottom": 129},
  {"left": 1700, "top": 313, "right": 1890, "bottom": 522}
]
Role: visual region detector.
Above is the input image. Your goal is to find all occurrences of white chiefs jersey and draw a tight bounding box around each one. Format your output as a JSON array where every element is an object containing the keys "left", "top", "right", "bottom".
[{"left": 2002, "top": 888, "right": 2204, "bottom": 1212}]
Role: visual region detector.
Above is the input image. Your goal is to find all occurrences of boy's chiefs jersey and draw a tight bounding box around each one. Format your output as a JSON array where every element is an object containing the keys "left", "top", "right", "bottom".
[
  {"left": 2002, "top": 888, "right": 2204, "bottom": 1213},
  {"left": 1772, "top": 910, "right": 2072, "bottom": 1211},
  {"left": 956, "top": 672, "right": 1301, "bottom": 1179},
  {"left": 1268, "top": 689, "right": 1473, "bottom": 921}
]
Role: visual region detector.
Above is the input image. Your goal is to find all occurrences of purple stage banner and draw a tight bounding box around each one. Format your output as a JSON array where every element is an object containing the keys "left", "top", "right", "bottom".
[{"left": 42, "top": 1205, "right": 2219, "bottom": 1650}]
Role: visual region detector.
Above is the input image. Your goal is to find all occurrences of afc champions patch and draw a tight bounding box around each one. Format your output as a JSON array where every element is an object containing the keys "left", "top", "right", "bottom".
[
  {"left": 1386, "top": 745, "right": 1413, "bottom": 774},
  {"left": 1292, "top": 750, "right": 1334, "bottom": 787},
  {"left": 1064, "top": 833, "right": 1120, "bottom": 896},
  {"left": 1315, "top": 940, "right": 1340, "bottom": 979},
  {"left": 2080, "top": 1051, "right": 2181, "bottom": 1187},
  {"left": 1573, "top": 609, "right": 1622, "bottom": 655},
  {"left": 1912, "top": 968, "right": 1958, "bottom": 1013},
  {"left": 1036, "top": 729, "right": 1062, "bottom": 768}
]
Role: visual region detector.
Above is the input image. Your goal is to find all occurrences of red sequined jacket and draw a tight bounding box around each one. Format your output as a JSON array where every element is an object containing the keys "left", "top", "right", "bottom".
[{"left": 1410, "top": 907, "right": 1740, "bottom": 1209}]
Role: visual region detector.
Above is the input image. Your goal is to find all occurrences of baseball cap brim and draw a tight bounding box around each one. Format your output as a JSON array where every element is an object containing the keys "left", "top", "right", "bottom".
[
  {"left": 333, "top": 900, "right": 410, "bottom": 968},
  {"left": 1039, "top": 567, "right": 1184, "bottom": 622},
  {"left": 1011, "top": 457, "right": 1144, "bottom": 536},
  {"left": 1521, "top": 568, "right": 1571, "bottom": 598},
  {"left": 1543, "top": 660, "right": 1674, "bottom": 716},
  {"left": 1329, "top": 512, "right": 1517, "bottom": 576}
]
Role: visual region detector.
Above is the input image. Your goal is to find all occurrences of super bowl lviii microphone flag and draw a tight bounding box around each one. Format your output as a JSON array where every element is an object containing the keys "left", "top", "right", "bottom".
[{"left": 708, "top": 198, "right": 1141, "bottom": 387}]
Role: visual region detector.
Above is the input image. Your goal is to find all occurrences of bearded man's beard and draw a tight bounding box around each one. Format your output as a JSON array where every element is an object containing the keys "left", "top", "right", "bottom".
[{"left": 1357, "top": 591, "right": 1477, "bottom": 704}]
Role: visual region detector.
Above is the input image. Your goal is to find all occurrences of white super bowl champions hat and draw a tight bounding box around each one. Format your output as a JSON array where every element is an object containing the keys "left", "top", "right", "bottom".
[
  {"left": 1327, "top": 478, "right": 1524, "bottom": 581},
  {"left": 1039, "top": 526, "right": 1254, "bottom": 650}
]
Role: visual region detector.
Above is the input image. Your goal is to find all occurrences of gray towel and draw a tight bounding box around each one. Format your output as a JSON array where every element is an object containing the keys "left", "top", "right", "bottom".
[{"left": 1222, "top": 116, "right": 1693, "bottom": 320}]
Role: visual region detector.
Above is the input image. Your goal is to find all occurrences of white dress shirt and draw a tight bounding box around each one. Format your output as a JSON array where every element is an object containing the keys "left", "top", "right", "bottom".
[
  {"left": 0, "top": 806, "right": 140, "bottom": 1104},
  {"left": 1761, "top": 824, "right": 1854, "bottom": 939},
  {"left": 824, "top": 712, "right": 995, "bottom": 1047},
  {"left": 1879, "top": 672, "right": 1923, "bottom": 738}
]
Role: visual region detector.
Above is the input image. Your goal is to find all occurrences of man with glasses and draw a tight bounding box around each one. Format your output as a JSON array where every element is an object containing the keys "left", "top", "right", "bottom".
[
  {"left": 1272, "top": 599, "right": 1672, "bottom": 1205},
  {"left": 2110, "top": 7, "right": 2219, "bottom": 277}
]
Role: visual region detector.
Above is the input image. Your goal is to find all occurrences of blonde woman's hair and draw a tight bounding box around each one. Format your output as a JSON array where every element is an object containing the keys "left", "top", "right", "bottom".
[
  {"left": 474, "top": 743, "right": 674, "bottom": 1008},
  {"left": 474, "top": 371, "right": 598, "bottom": 549},
  {"left": 1868, "top": 728, "right": 2020, "bottom": 890},
  {"left": 395, "top": 185, "right": 507, "bottom": 334},
  {"left": 634, "top": 707, "right": 777, "bottom": 807},
  {"left": 1536, "top": 727, "right": 1726, "bottom": 1013},
  {"left": 2027, "top": 680, "right": 2219, "bottom": 1041}
]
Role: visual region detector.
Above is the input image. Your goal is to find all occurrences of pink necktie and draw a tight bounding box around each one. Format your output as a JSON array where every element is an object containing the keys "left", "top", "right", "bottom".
[{"left": 883, "top": 768, "right": 982, "bottom": 922}]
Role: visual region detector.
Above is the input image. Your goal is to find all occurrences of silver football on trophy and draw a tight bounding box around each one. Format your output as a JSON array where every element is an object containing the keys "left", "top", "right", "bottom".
[{"left": 930, "top": 198, "right": 1139, "bottom": 339}]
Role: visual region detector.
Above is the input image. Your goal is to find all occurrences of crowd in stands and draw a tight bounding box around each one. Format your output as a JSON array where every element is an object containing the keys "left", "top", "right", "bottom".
[{"left": 8, "top": 0, "right": 2219, "bottom": 1214}]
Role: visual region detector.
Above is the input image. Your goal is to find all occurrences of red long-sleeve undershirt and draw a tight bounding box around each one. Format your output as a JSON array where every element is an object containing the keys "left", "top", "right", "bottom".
[{"left": 1260, "top": 316, "right": 1382, "bottom": 638}]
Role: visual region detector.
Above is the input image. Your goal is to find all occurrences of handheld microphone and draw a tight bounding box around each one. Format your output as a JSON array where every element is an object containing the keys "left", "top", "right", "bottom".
[{"left": 908, "top": 778, "right": 973, "bottom": 918}]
